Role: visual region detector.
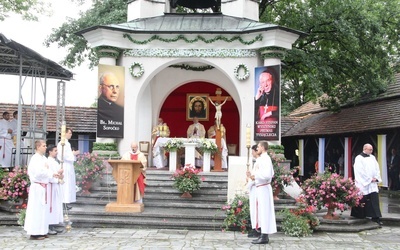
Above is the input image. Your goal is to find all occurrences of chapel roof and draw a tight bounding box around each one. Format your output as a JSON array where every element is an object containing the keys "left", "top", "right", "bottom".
[{"left": 77, "top": 12, "right": 305, "bottom": 36}]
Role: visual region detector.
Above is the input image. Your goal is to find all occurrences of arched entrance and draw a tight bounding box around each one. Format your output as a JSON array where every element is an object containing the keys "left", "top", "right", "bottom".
[{"left": 160, "top": 81, "right": 239, "bottom": 147}]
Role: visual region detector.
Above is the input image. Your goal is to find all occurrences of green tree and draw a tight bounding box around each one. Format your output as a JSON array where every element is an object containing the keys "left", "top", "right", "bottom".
[
  {"left": 0, "top": 0, "right": 50, "bottom": 21},
  {"left": 44, "top": 0, "right": 127, "bottom": 69},
  {"left": 260, "top": 0, "right": 400, "bottom": 112},
  {"left": 46, "top": 0, "right": 400, "bottom": 111}
]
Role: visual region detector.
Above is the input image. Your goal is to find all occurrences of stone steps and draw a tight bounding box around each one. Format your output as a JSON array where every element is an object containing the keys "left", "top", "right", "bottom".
[{"left": 0, "top": 169, "right": 386, "bottom": 232}]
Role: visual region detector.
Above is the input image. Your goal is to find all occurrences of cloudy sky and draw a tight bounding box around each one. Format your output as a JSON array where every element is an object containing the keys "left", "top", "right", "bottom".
[{"left": 0, "top": 1, "right": 98, "bottom": 107}]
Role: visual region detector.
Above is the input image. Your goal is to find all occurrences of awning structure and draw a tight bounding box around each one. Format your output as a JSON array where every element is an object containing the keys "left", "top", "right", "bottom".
[
  {"left": 0, "top": 33, "right": 74, "bottom": 166},
  {"left": 0, "top": 33, "right": 73, "bottom": 80}
]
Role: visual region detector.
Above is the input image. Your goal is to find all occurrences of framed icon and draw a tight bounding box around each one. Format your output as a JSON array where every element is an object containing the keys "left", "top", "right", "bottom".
[{"left": 186, "top": 94, "right": 209, "bottom": 121}]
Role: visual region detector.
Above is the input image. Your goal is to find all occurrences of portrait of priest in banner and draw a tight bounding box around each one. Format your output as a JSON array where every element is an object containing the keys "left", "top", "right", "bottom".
[{"left": 97, "top": 65, "right": 125, "bottom": 138}]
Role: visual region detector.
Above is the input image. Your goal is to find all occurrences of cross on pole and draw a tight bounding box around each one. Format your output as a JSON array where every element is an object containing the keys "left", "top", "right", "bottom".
[{"left": 209, "top": 88, "right": 232, "bottom": 172}]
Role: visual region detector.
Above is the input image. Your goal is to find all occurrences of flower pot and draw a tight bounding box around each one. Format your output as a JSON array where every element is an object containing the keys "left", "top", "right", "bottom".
[
  {"left": 273, "top": 186, "right": 281, "bottom": 200},
  {"left": 323, "top": 205, "right": 340, "bottom": 220},
  {"left": 181, "top": 192, "right": 192, "bottom": 198},
  {"left": 81, "top": 181, "right": 93, "bottom": 195}
]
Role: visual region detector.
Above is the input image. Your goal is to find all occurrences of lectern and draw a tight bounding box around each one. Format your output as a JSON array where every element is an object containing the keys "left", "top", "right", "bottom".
[{"left": 105, "top": 160, "right": 144, "bottom": 213}]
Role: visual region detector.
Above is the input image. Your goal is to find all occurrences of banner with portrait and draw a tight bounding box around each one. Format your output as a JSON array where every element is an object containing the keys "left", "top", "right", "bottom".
[
  {"left": 254, "top": 65, "right": 280, "bottom": 141},
  {"left": 97, "top": 64, "right": 125, "bottom": 138}
]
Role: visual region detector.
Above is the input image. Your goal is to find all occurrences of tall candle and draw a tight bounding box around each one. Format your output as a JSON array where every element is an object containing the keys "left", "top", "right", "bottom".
[
  {"left": 246, "top": 125, "right": 251, "bottom": 147},
  {"left": 61, "top": 122, "right": 66, "bottom": 144}
]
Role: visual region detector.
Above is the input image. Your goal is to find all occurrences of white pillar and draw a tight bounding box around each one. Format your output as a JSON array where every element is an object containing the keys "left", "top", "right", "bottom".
[
  {"left": 169, "top": 151, "right": 177, "bottom": 172},
  {"left": 203, "top": 152, "right": 211, "bottom": 172},
  {"left": 184, "top": 142, "right": 197, "bottom": 166}
]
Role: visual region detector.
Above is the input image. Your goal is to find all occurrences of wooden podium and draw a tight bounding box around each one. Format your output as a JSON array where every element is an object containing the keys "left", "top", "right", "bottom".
[{"left": 105, "top": 160, "right": 144, "bottom": 213}]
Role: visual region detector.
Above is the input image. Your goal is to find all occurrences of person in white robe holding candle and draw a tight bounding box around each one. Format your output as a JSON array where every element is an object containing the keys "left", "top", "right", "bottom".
[
  {"left": 24, "top": 140, "right": 52, "bottom": 240},
  {"left": 46, "top": 145, "right": 64, "bottom": 234},
  {"left": 57, "top": 127, "right": 79, "bottom": 210}
]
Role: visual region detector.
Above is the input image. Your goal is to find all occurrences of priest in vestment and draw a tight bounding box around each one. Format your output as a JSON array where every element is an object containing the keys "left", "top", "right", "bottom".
[
  {"left": 351, "top": 143, "right": 383, "bottom": 226},
  {"left": 187, "top": 117, "right": 205, "bottom": 139},
  {"left": 0, "top": 112, "right": 14, "bottom": 169},
  {"left": 121, "top": 142, "right": 147, "bottom": 203},
  {"left": 24, "top": 140, "right": 53, "bottom": 240},
  {"left": 151, "top": 117, "right": 170, "bottom": 145}
]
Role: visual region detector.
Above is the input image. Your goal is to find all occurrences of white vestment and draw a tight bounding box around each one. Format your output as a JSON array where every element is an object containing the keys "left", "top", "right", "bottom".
[
  {"left": 57, "top": 139, "right": 76, "bottom": 203},
  {"left": 247, "top": 159, "right": 257, "bottom": 229},
  {"left": 187, "top": 123, "right": 206, "bottom": 138},
  {"left": 0, "top": 119, "right": 13, "bottom": 168},
  {"left": 254, "top": 152, "right": 277, "bottom": 234},
  {"left": 353, "top": 153, "right": 382, "bottom": 195},
  {"left": 24, "top": 153, "right": 52, "bottom": 236},
  {"left": 47, "top": 157, "right": 64, "bottom": 225}
]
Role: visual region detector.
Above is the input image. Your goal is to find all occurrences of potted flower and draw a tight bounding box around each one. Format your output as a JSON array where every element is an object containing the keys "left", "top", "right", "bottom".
[
  {"left": 280, "top": 198, "right": 320, "bottom": 237},
  {"left": 163, "top": 138, "right": 184, "bottom": 152},
  {"left": 221, "top": 194, "right": 250, "bottom": 233},
  {"left": 198, "top": 138, "right": 218, "bottom": 154},
  {"left": 0, "top": 167, "right": 30, "bottom": 204},
  {"left": 300, "top": 171, "right": 362, "bottom": 219},
  {"left": 16, "top": 203, "right": 27, "bottom": 226},
  {"left": 171, "top": 164, "right": 202, "bottom": 198},
  {"left": 74, "top": 152, "right": 107, "bottom": 195}
]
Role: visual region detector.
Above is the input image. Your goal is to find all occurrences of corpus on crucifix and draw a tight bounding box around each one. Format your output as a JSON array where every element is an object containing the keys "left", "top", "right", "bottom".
[{"left": 208, "top": 88, "right": 232, "bottom": 171}]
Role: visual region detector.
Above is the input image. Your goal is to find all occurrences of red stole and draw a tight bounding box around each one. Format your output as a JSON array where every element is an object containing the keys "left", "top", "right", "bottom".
[{"left": 130, "top": 153, "right": 145, "bottom": 196}]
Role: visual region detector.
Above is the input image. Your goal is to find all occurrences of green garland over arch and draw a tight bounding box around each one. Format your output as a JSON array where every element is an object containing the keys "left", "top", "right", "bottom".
[
  {"left": 123, "top": 33, "right": 263, "bottom": 45},
  {"left": 169, "top": 64, "right": 214, "bottom": 71}
]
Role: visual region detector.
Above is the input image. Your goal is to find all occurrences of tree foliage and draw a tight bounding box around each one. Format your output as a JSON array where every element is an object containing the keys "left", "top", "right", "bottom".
[
  {"left": 46, "top": 0, "right": 400, "bottom": 111},
  {"left": 0, "top": 0, "right": 50, "bottom": 21},
  {"left": 260, "top": 0, "right": 400, "bottom": 112},
  {"left": 44, "top": 0, "right": 127, "bottom": 69}
]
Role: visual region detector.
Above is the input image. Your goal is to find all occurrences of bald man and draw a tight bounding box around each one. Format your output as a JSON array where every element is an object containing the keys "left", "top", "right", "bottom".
[{"left": 121, "top": 142, "right": 147, "bottom": 203}]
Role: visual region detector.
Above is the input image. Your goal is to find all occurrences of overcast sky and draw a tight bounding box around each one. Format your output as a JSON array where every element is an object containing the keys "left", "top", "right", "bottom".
[{"left": 0, "top": 1, "right": 97, "bottom": 107}]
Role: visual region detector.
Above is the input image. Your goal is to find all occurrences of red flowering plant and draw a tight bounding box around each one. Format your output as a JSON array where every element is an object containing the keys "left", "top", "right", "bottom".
[
  {"left": 74, "top": 152, "right": 107, "bottom": 190},
  {"left": 300, "top": 171, "right": 363, "bottom": 212},
  {"left": 0, "top": 167, "right": 30, "bottom": 203},
  {"left": 171, "top": 164, "right": 203, "bottom": 194},
  {"left": 221, "top": 194, "right": 250, "bottom": 233},
  {"left": 280, "top": 196, "right": 320, "bottom": 237}
]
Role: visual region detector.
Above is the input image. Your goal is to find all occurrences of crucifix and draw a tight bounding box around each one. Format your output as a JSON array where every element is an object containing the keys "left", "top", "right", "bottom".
[{"left": 209, "top": 88, "right": 232, "bottom": 171}]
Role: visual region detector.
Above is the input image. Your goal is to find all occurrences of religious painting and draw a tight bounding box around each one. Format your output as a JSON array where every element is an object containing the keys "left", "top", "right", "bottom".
[
  {"left": 186, "top": 94, "right": 209, "bottom": 121},
  {"left": 254, "top": 65, "right": 281, "bottom": 141},
  {"left": 97, "top": 64, "right": 125, "bottom": 138}
]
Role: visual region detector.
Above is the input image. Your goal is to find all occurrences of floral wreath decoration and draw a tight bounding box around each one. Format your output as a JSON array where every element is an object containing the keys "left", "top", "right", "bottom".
[
  {"left": 234, "top": 63, "right": 250, "bottom": 81},
  {"left": 129, "top": 62, "right": 145, "bottom": 78}
]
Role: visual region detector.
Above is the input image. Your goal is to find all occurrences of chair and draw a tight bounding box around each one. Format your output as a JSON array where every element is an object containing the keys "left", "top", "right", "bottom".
[
  {"left": 139, "top": 141, "right": 150, "bottom": 167},
  {"left": 227, "top": 144, "right": 237, "bottom": 156}
]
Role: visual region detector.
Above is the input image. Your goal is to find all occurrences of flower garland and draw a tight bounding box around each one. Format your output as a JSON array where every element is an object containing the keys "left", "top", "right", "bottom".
[
  {"left": 129, "top": 62, "right": 144, "bottom": 78},
  {"left": 234, "top": 63, "right": 250, "bottom": 81},
  {"left": 123, "top": 33, "right": 263, "bottom": 46},
  {"left": 124, "top": 48, "right": 257, "bottom": 58}
]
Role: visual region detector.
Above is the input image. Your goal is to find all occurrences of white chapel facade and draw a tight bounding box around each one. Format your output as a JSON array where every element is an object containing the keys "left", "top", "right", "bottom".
[{"left": 79, "top": 0, "right": 302, "bottom": 158}]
